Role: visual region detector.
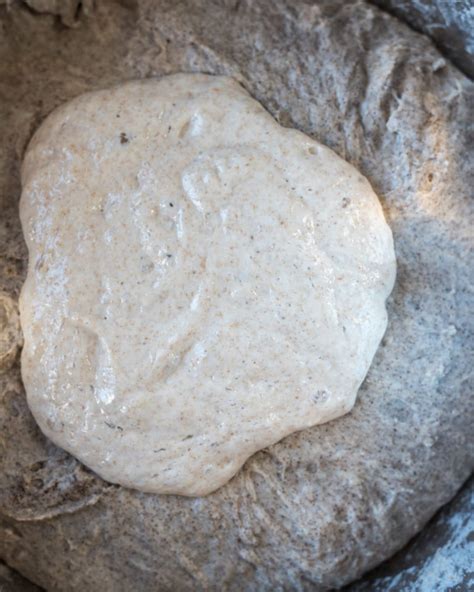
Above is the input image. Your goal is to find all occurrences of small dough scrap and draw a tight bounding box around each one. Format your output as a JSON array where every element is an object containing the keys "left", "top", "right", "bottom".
[{"left": 19, "top": 74, "right": 396, "bottom": 496}]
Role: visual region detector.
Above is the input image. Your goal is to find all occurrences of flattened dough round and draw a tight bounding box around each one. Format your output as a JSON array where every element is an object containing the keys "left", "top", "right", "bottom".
[{"left": 19, "top": 74, "right": 395, "bottom": 495}]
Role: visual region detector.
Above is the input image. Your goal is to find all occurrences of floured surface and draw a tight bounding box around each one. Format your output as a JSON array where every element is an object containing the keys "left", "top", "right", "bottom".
[
  {"left": 351, "top": 476, "right": 474, "bottom": 591},
  {"left": 19, "top": 74, "right": 395, "bottom": 495},
  {"left": 0, "top": 1, "right": 473, "bottom": 590}
]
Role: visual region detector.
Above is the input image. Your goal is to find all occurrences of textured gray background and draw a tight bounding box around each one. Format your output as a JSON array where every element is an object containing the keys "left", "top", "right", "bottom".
[
  {"left": 348, "top": 476, "right": 474, "bottom": 591},
  {"left": 0, "top": 560, "right": 41, "bottom": 592},
  {"left": 0, "top": 0, "right": 473, "bottom": 590},
  {"left": 1, "top": 478, "right": 471, "bottom": 591},
  {"left": 371, "top": 0, "right": 474, "bottom": 79}
]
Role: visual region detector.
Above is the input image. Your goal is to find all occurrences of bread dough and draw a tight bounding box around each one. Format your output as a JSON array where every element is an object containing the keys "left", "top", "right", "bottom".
[
  {"left": 19, "top": 74, "right": 395, "bottom": 496},
  {"left": 2, "top": 2, "right": 473, "bottom": 589}
]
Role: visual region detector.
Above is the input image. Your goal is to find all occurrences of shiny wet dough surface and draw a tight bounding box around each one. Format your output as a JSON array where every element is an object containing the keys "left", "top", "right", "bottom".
[{"left": 19, "top": 74, "right": 395, "bottom": 495}]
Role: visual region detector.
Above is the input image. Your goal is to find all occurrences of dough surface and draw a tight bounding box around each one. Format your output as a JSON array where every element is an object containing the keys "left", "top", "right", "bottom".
[
  {"left": 19, "top": 74, "right": 395, "bottom": 495},
  {"left": 1, "top": 1, "right": 473, "bottom": 590}
]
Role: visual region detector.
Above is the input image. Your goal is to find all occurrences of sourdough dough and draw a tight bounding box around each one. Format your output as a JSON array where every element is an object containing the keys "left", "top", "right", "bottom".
[
  {"left": 19, "top": 74, "right": 395, "bottom": 495},
  {"left": 1, "top": 1, "right": 473, "bottom": 590}
]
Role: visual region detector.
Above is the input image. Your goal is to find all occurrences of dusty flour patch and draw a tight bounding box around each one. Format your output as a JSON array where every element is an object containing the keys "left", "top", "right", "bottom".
[
  {"left": 350, "top": 477, "right": 474, "bottom": 591},
  {"left": 0, "top": 1, "right": 473, "bottom": 590},
  {"left": 371, "top": 0, "right": 474, "bottom": 79}
]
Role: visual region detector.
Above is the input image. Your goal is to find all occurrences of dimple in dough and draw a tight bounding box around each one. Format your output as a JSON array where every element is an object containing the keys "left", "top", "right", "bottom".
[{"left": 19, "top": 74, "right": 396, "bottom": 496}]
